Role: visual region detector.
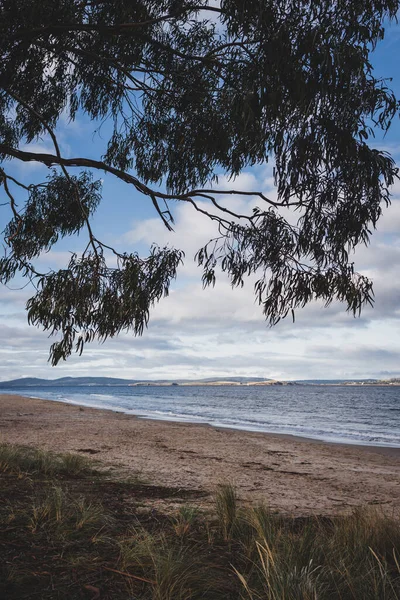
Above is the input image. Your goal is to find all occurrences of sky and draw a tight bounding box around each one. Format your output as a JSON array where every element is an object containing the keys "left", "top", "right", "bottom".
[{"left": 0, "top": 17, "right": 400, "bottom": 382}]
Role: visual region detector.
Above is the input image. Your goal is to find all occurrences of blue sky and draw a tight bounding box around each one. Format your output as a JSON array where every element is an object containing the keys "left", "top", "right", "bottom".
[{"left": 0, "top": 19, "right": 400, "bottom": 382}]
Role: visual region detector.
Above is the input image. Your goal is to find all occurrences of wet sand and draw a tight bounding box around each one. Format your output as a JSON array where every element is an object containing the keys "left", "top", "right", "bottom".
[{"left": 1, "top": 394, "right": 399, "bottom": 515}]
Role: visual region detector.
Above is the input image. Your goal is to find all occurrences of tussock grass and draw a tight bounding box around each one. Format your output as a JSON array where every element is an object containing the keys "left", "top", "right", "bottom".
[
  {"left": 215, "top": 482, "right": 238, "bottom": 541},
  {"left": 172, "top": 505, "right": 199, "bottom": 538},
  {"left": 29, "top": 486, "right": 108, "bottom": 535},
  {"left": 0, "top": 441, "right": 94, "bottom": 477},
  {"left": 118, "top": 528, "right": 218, "bottom": 600},
  {"left": 61, "top": 451, "right": 94, "bottom": 476},
  {"left": 233, "top": 507, "right": 400, "bottom": 600},
  {"left": 1, "top": 441, "right": 400, "bottom": 600}
]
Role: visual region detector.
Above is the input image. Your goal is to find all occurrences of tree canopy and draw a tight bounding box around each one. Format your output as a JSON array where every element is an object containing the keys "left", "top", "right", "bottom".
[{"left": 0, "top": 0, "right": 399, "bottom": 364}]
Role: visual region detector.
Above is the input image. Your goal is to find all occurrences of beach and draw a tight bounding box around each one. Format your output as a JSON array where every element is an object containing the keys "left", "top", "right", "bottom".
[{"left": 1, "top": 393, "right": 399, "bottom": 516}]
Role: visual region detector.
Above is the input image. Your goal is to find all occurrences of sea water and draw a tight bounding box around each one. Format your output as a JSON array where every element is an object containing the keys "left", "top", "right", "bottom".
[{"left": 3, "top": 384, "right": 400, "bottom": 447}]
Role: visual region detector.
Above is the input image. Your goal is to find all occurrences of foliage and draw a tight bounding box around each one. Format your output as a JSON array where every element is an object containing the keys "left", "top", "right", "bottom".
[{"left": 0, "top": 0, "right": 399, "bottom": 362}]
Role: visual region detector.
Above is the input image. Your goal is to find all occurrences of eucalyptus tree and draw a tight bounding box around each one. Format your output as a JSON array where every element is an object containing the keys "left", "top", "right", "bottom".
[{"left": 0, "top": 0, "right": 398, "bottom": 363}]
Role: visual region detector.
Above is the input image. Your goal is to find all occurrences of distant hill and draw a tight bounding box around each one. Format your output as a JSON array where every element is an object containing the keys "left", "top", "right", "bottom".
[
  {"left": 1, "top": 377, "right": 392, "bottom": 388},
  {"left": 0, "top": 376, "right": 273, "bottom": 388},
  {"left": 294, "top": 379, "right": 378, "bottom": 385}
]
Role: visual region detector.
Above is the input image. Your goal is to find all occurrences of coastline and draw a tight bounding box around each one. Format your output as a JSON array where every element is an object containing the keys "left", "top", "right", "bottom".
[
  {"left": 20, "top": 392, "right": 400, "bottom": 456},
  {"left": 3, "top": 386, "right": 399, "bottom": 449},
  {"left": 1, "top": 393, "right": 399, "bottom": 516}
]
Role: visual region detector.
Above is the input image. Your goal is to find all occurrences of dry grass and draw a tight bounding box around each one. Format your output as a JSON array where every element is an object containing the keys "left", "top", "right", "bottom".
[
  {"left": 1, "top": 442, "right": 400, "bottom": 599},
  {"left": 232, "top": 507, "right": 400, "bottom": 600}
]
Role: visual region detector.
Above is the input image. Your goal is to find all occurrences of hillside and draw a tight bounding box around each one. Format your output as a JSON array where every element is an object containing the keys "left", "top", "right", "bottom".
[{"left": 0, "top": 376, "right": 274, "bottom": 388}]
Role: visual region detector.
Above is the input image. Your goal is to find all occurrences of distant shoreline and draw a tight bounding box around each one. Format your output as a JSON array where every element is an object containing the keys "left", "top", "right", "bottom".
[
  {"left": 1, "top": 377, "right": 400, "bottom": 388},
  {"left": 2, "top": 381, "right": 400, "bottom": 388}
]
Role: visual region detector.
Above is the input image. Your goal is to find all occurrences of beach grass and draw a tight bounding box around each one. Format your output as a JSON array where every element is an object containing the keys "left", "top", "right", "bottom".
[
  {"left": 0, "top": 441, "right": 94, "bottom": 477},
  {"left": 1, "top": 442, "right": 400, "bottom": 599}
]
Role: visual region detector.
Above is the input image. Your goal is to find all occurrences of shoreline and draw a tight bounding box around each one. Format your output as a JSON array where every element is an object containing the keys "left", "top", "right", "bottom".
[
  {"left": 30, "top": 394, "right": 400, "bottom": 456},
  {"left": 4, "top": 389, "right": 400, "bottom": 451},
  {"left": 1, "top": 393, "right": 400, "bottom": 515}
]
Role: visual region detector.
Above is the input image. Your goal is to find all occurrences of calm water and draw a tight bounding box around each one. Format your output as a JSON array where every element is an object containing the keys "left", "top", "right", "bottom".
[{"left": 4, "top": 384, "right": 400, "bottom": 447}]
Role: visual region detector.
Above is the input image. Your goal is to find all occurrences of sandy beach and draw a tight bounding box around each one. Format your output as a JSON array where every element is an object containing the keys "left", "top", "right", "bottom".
[{"left": 1, "top": 393, "right": 399, "bottom": 516}]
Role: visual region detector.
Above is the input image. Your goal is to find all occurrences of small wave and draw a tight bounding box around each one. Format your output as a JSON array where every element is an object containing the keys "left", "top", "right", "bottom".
[{"left": 88, "top": 393, "right": 123, "bottom": 402}]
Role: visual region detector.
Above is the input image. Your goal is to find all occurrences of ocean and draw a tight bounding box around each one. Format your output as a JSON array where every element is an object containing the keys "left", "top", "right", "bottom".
[{"left": 3, "top": 384, "right": 400, "bottom": 447}]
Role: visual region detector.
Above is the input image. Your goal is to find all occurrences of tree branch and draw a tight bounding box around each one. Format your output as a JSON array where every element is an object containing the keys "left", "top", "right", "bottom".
[{"left": 0, "top": 142, "right": 302, "bottom": 237}]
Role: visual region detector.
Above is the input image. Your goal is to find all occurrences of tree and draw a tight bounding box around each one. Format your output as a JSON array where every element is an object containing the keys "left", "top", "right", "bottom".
[{"left": 0, "top": 0, "right": 398, "bottom": 364}]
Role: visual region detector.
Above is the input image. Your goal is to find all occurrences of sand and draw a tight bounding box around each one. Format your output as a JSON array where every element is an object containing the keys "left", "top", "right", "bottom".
[{"left": 1, "top": 393, "right": 399, "bottom": 516}]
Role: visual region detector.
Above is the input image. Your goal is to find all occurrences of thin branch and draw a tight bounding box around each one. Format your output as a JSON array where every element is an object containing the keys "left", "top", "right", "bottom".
[
  {"left": 177, "top": 195, "right": 232, "bottom": 230},
  {"left": 193, "top": 191, "right": 256, "bottom": 222},
  {"left": 0, "top": 170, "right": 31, "bottom": 191},
  {"left": 150, "top": 193, "right": 174, "bottom": 231},
  {"left": 187, "top": 188, "right": 302, "bottom": 208},
  {"left": 1, "top": 171, "right": 21, "bottom": 221}
]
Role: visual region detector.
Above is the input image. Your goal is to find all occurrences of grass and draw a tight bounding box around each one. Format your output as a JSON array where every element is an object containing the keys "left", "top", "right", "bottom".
[
  {"left": 172, "top": 505, "right": 199, "bottom": 538},
  {"left": 1, "top": 442, "right": 400, "bottom": 599},
  {"left": 0, "top": 441, "right": 94, "bottom": 476},
  {"left": 28, "top": 486, "right": 108, "bottom": 535},
  {"left": 215, "top": 483, "right": 238, "bottom": 541}
]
